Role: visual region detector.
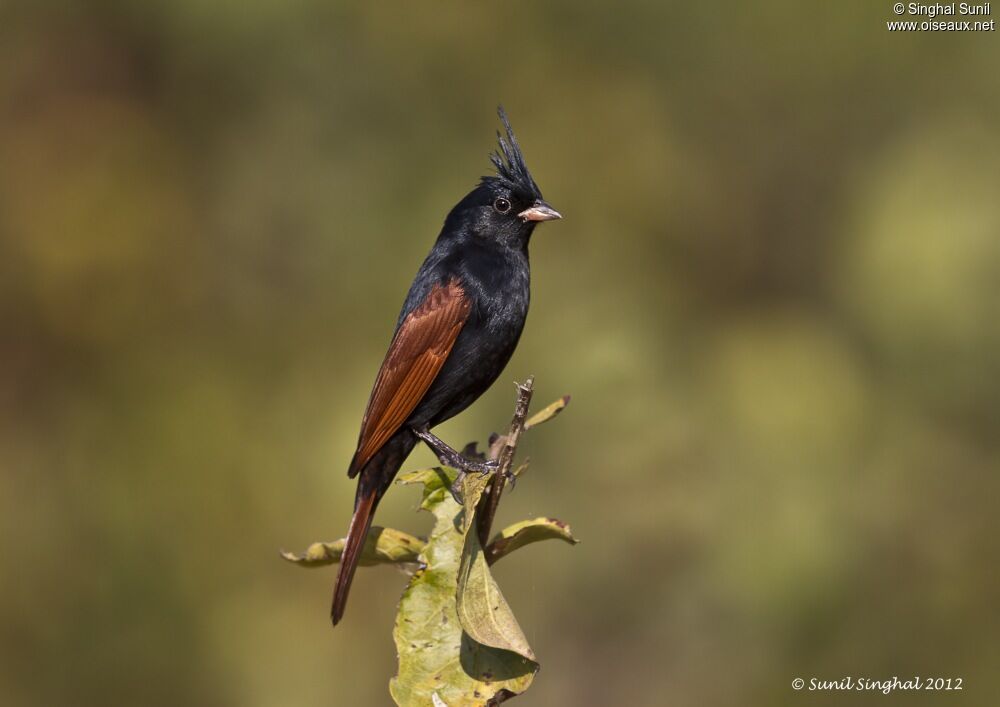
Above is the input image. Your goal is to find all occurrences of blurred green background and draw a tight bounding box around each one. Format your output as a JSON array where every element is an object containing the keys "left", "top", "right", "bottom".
[{"left": 2, "top": 1, "right": 998, "bottom": 705}]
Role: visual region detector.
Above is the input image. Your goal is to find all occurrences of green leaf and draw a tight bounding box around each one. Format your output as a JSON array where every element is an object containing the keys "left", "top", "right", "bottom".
[
  {"left": 486, "top": 518, "right": 579, "bottom": 565},
  {"left": 391, "top": 468, "right": 537, "bottom": 706},
  {"left": 280, "top": 526, "right": 425, "bottom": 567},
  {"left": 523, "top": 395, "right": 570, "bottom": 429},
  {"left": 399, "top": 466, "right": 456, "bottom": 511}
]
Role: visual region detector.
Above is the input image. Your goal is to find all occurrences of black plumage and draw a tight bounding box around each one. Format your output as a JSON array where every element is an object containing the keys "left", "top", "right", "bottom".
[{"left": 331, "top": 107, "right": 561, "bottom": 625}]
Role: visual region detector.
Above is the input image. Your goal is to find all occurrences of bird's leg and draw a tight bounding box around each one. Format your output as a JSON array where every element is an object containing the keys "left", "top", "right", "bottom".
[
  {"left": 411, "top": 425, "right": 499, "bottom": 503},
  {"left": 411, "top": 426, "right": 499, "bottom": 475}
]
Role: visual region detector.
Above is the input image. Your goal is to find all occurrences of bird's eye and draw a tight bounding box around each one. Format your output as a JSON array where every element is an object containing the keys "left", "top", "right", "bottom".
[{"left": 493, "top": 197, "right": 511, "bottom": 214}]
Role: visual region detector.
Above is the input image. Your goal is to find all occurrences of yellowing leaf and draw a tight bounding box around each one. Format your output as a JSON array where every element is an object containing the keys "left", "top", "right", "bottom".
[
  {"left": 455, "top": 522, "right": 536, "bottom": 662},
  {"left": 391, "top": 468, "right": 537, "bottom": 706},
  {"left": 460, "top": 470, "right": 493, "bottom": 533},
  {"left": 280, "top": 526, "right": 424, "bottom": 567},
  {"left": 486, "top": 518, "right": 579, "bottom": 565},
  {"left": 523, "top": 395, "right": 570, "bottom": 430}
]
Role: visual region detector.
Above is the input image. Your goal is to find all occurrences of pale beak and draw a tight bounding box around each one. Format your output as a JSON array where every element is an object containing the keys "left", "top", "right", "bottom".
[{"left": 518, "top": 200, "right": 562, "bottom": 223}]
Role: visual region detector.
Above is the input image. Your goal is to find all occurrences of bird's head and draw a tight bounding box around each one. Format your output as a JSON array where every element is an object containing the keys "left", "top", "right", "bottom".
[{"left": 443, "top": 106, "right": 560, "bottom": 250}]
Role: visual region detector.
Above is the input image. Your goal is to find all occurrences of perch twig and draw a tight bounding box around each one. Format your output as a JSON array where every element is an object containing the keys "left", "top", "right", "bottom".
[{"left": 476, "top": 376, "right": 534, "bottom": 549}]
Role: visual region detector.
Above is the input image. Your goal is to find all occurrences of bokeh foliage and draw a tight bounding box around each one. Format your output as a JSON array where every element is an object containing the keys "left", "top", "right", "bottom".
[{"left": 1, "top": 1, "right": 998, "bottom": 705}]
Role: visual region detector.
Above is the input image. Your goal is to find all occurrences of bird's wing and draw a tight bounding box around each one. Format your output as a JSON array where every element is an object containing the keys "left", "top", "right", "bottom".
[{"left": 348, "top": 279, "right": 471, "bottom": 477}]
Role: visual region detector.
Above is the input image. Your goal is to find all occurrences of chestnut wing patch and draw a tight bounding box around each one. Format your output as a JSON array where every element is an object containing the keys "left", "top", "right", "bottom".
[{"left": 348, "top": 279, "right": 471, "bottom": 477}]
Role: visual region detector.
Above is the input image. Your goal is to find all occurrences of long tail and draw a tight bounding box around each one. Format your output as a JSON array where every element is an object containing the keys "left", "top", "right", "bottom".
[{"left": 331, "top": 484, "right": 379, "bottom": 625}]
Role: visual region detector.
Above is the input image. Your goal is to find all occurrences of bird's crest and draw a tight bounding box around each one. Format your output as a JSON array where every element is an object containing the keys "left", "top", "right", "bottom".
[{"left": 485, "top": 106, "right": 542, "bottom": 199}]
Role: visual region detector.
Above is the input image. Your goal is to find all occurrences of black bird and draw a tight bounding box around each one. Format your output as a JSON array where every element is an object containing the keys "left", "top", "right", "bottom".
[{"left": 331, "top": 107, "right": 561, "bottom": 625}]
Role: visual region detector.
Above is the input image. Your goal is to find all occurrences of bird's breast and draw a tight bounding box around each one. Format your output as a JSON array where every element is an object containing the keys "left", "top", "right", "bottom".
[{"left": 472, "top": 265, "right": 529, "bottom": 335}]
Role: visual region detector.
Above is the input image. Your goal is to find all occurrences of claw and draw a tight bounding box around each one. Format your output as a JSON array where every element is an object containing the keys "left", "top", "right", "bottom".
[
  {"left": 478, "top": 459, "right": 500, "bottom": 477},
  {"left": 449, "top": 480, "right": 465, "bottom": 505}
]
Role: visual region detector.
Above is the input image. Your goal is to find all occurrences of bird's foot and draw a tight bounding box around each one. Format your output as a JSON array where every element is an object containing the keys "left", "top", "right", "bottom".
[
  {"left": 446, "top": 461, "right": 502, "bottom": 505},
  {"left": 412, "top": 426, "right": 499, "bottom": 474},
  {"left": 412, "top": 426, "right": 499, "bottom": 503}
]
